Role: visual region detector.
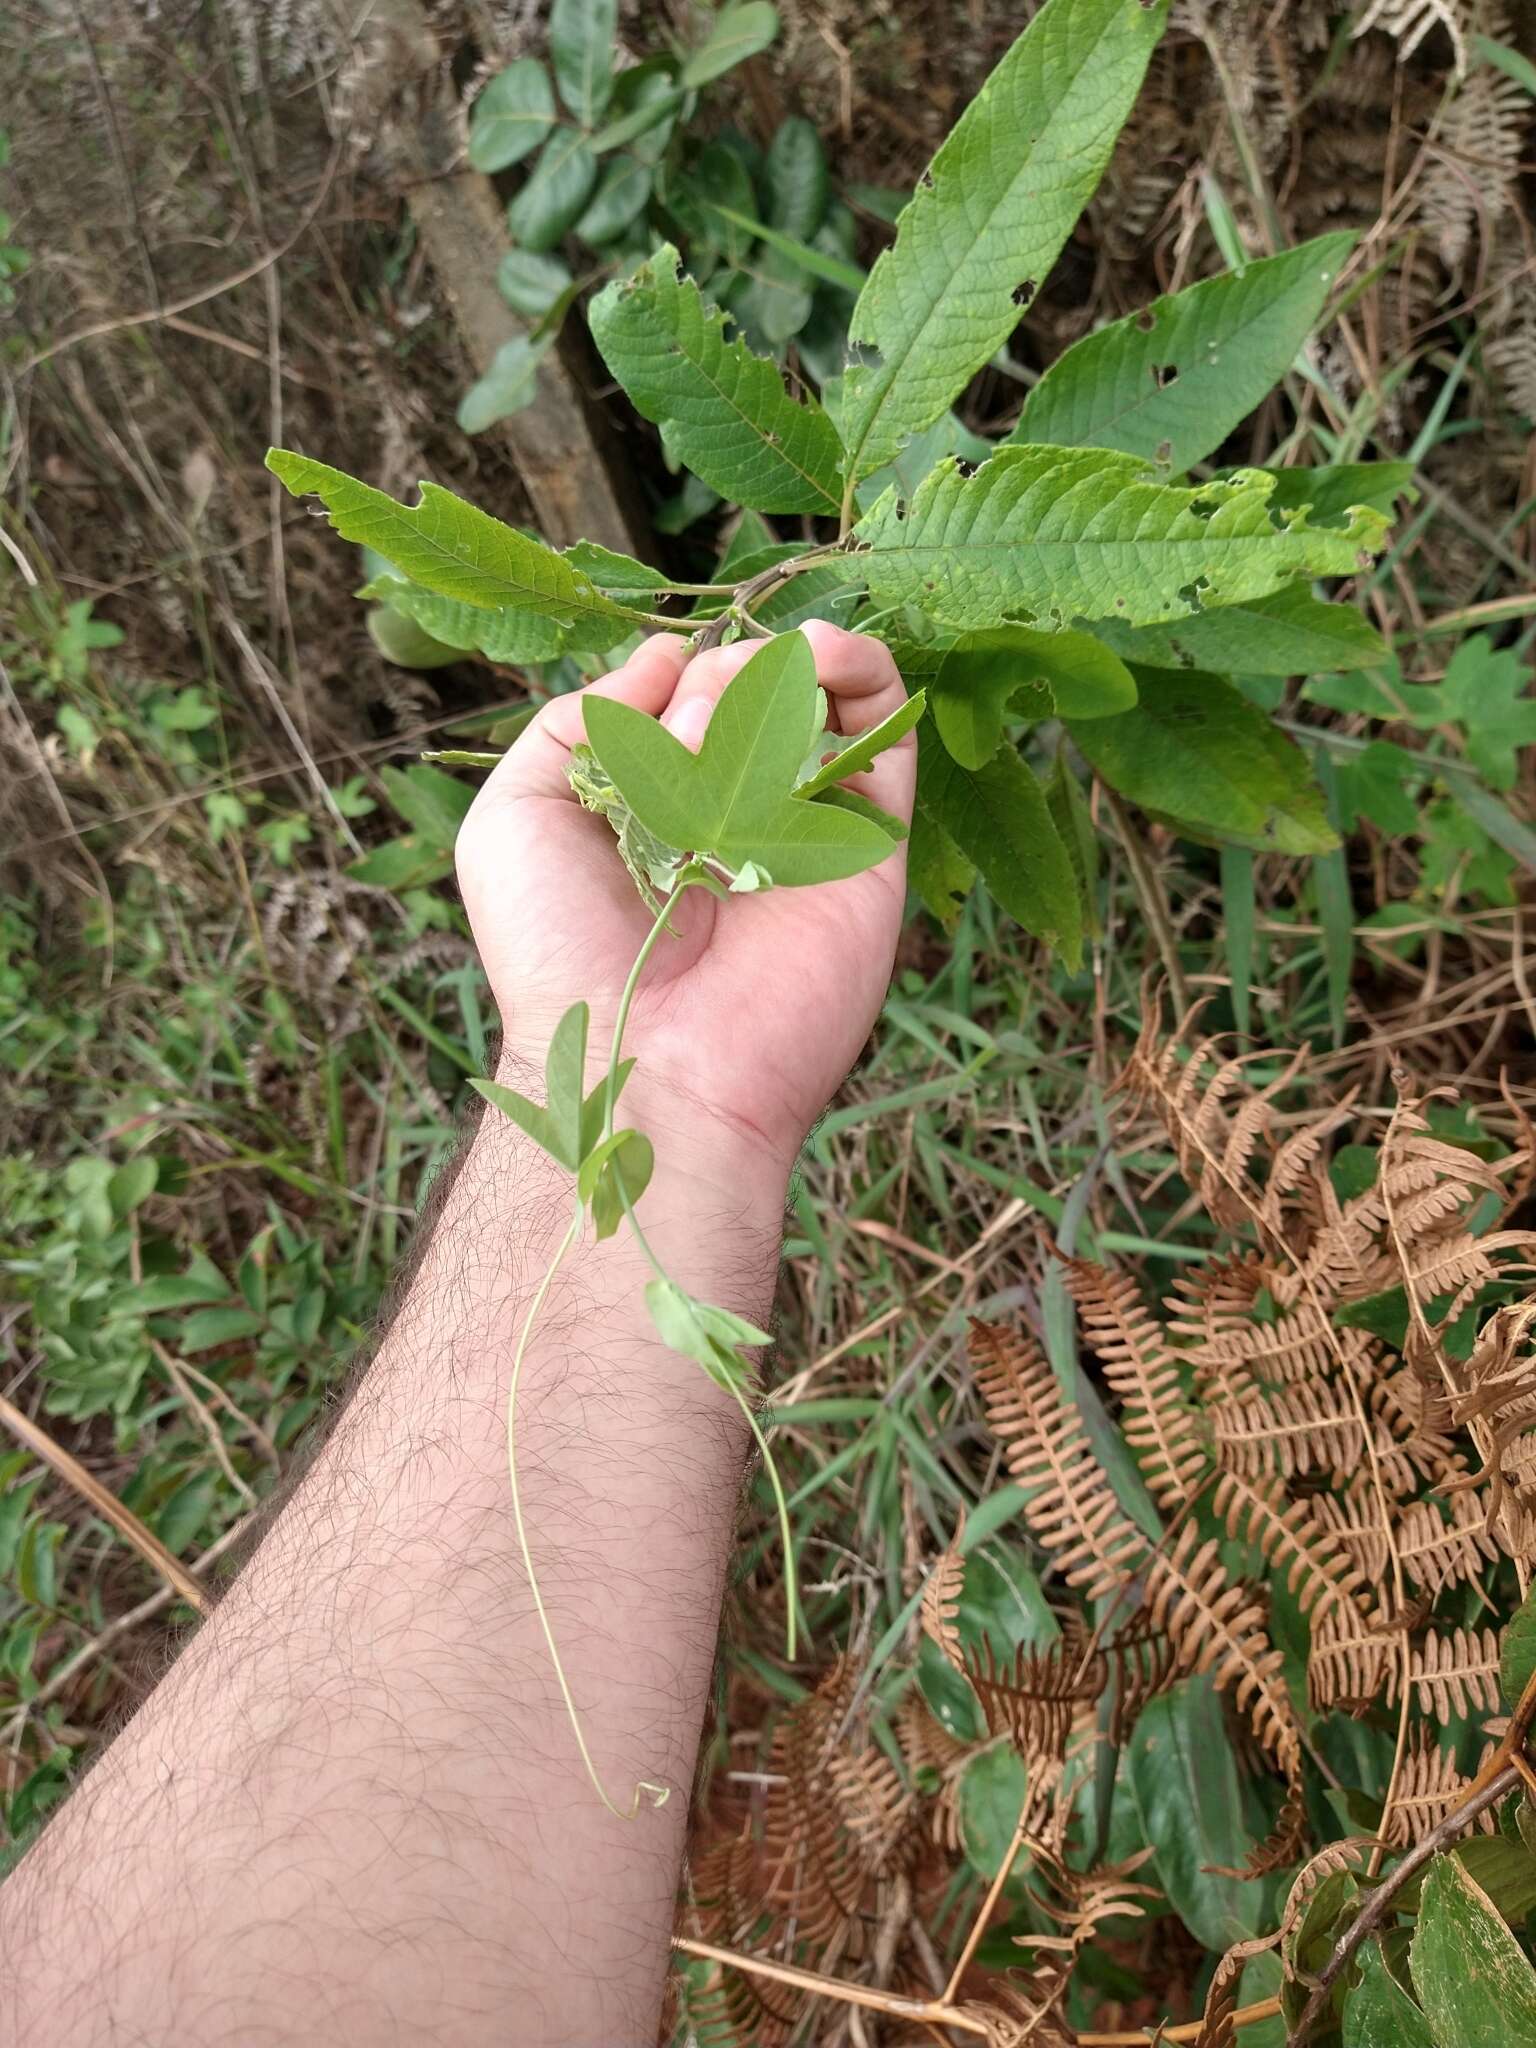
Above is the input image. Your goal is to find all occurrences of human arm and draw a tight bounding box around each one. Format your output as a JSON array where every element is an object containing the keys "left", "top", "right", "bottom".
[{"left": 0, "top": 625, "right": 915, "bottom": 2048}]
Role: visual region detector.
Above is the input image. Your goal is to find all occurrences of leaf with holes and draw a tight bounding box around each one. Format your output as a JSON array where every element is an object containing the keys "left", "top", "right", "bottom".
[
  {"left": 855, "top": 448, "right": 1388, "bottom": 630},
  {"left": 838, "top": 0, "right": 1168, "bottom": 484},
  {"left": 896, "top": 626, "right": 1135, "bottom": 767},
  {"left": 588, "top": 245, "right": 844, "bottom": 514},
  {"left": 1011, "top": 234, "right": 1356, "bottom": 472},
  {"left": 268, "top": 452, "right": 648, "bottom": 648},
  {"left": 1091, "top": 582, "right": 1388, "bottom": 675}
]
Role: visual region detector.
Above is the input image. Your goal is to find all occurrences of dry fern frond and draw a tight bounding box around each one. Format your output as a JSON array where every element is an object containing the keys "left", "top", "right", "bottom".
[
  {"left": 1309, "top": 1602, "right": 1396, "bottom": 1715},
  {"left": 1352, "top": 0, "right": 1472, "bottom": 71},
  {"left": 971, "top": 1318, "right": 1148, "bottom": 1600},
  {"left": 1395, "top": 1491, "right": 1500, "bottom": 1594},
  {"left": 687, "top": 1839, "right": 803, "bottom": 2047},
  {"left": 1195, "top": 1930, "right": 1282, "bottom": 2048},
  {"left": 921, "top": 1523, "right": 967, "bottom": 1673},
  {"left": 1210, "top": 1471, "right": 1366, "bottom": 1622},
  {"left": 1209, "top": 1378, "right": 1366, "bottom": 1480},
  {"left": 1381, "top": 1731, "right": 1492, "bottom": 1847},
  {"left": 1065, "top": 1259, "right": 1208, "bottom": 1510},
  {"left": 964, "top": 1634, "right": 1105, "bottom": 1767},
  {"left": 1399, "top": 1625, "right": 1502, "bottom": 1720}
]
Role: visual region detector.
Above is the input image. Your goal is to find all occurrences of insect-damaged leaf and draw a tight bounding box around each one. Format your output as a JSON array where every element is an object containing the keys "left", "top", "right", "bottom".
[
  {"left": 838, "top": 0, "right": 1168, "bottom": 482},
  {"left": 1011, "top": 232, "right": 1357, "bottom": 472},
  {"left": 853, "top": 447, "right": 1389, "bottom": 631},
  {"left": 896, "top": 626, "right": 1135, "bottom": 767},
  {"left": 584, "top": 631, "right": 900, "bottom": 885}
]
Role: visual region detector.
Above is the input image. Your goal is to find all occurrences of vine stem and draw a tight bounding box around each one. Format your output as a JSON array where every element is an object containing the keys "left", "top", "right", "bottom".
[{"left": 506, "top": 1203, "right": 670, "bottom": 1820}]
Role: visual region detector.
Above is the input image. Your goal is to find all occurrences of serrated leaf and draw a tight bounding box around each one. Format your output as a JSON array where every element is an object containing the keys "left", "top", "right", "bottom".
[
  {"left": 839, "top": 0, "right": 1168, "bottom": 483},
  {"left": 506, "top": 132, "right": 598, "bottom": 250},
  {"left": 575, "top": 155, "right": 651, "bottom": 243},
  {"left": 1069, "top": 667, "right": 1337, "bottom": 855},
  {"left": 910, "top": 626, "right": 1135, "bottom": 767},
  {"left": 915, "top": 719, "right": 1081, "bottom": 961},
  {"left": 268, "top": 452, "right": 647, "bottom": 647},
  {"left": 497, "top": 247, "right": 572, "bottom": 318},
  {"left": 549, "top": 0, "right": 616, "bottom": 123},
  {"left": 853, "top": 447, "right": 1389, "bottom": 629},
  {"left": 467, "top": 60, "right": 557, "bottom": 172},
  {"left": 588, "top": 246, "right": 844, "bottom": 513},
  {"left": 457, "top": 335, "right": 549, "bottom": 434},
  {"left": 585, "top": 631, "right": 897, "bottom": 883},
  {"left": 794, "top": 689, "right": 925, "bottom": 796},
  {"left": 1091, "top": 580, "right": 1388, "bottom": 675},
  {"left": 681, "top": 2, "right": 779, "bottom": 88},
  {"left": 1344, "top": 1942, "right": 1437, "bottom": 2048},
  {"left": 1011, "top": 233, "right": 1356, "bottom": 471},
  {"left": 1411, "top": 1855, "right": 1536, "bottom": 2048}
]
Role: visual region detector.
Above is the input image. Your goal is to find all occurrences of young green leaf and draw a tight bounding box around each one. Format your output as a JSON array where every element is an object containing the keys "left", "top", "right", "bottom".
[
  {"left": 795, "top": 689, "right": 925, "bottom": 798},
  {"left": 506, "top": 132, "right": 599, "bottom": 250},
  {"left": 577, "top": 1129, "right": 654, "bottom": 1240},
  {"left": 1091, "top": 581, "right": 1388, "bottom": 675},
  {"left": 367, "top": 605, "right": 461, "bottom": 671},
  {"left": 575, "top": 156, "right": 652, "bottom": 244},
  {"left": 470, "top": 1003, "right": 630, "bottom": 1173},
  {"left": 767, "top": 117, "right": 829, "bottom": 240},
  {"left": 915, "top": 720, "right": 1082, "bottom": 961},
  {"left": 904, "top": 626, "right": 1136, "bottom": 768},
  {"left": 548, "top": 0, "right": 617, "bottom": 124},
  {"left": 588, "top": 246, "right": 844, "bottom": 514},
  {"left": 1073, "top": 667, "right": 1343, "bottom": 851},
  {"left": 854, "top": 447, "right": 1389, "bottom": 630},
  {"left": 584, "top": 631, "right": 897, "bottom": 883},
  {"left": 467, "top": 61, "right": 558, "bottom": 173},
  {"left": 497, "top": 247, "right": 573, "bottom": 318},
  {"left": 1344, "top": 1943, "right": 1436, "bottom": 2048},
  {"left": 269, "top": 452, "right": 647, "bottom": 647},
  {"left": 1069, "top": 668, "right": 1337, "bottom": 855},
  {"left": 645, "top": 1278, "right": 772, "bottom": 1392},
  {"left": 457, "top": 336, "right": 549, "bottom": 435},
  {"left": 590, "top": 65, "right": 683, "bottom": 158},
  {"left": 680, "top": 2, "right": 779, "bottom": 87},
  {"left": 838, "top": 0, "right": 1168, "bottom": 483},
  {"left": 378, "top": 763, "right": 473, "bottom": 848},
  {"left": 1010, "top": 233, "right": 1356, "bottom": 471},
  {"left": 1411, "top": 1854, "right": 1536, "bottom": 2048}
]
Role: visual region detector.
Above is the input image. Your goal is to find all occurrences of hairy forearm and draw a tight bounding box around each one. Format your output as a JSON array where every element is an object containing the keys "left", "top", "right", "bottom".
[{"left": 0, "top": 1096, "right": 787, "bottom": 2047}]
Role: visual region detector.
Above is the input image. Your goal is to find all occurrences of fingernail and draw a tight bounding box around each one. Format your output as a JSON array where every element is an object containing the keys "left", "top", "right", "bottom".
[{"left": 665, "top": 696, "right": 713, "bottom": 750}]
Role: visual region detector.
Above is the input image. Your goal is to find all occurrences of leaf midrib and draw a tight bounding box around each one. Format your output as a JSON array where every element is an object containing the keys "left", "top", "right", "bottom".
[{"left": 673, "top": 303, "right": 840, "bottom": 513}]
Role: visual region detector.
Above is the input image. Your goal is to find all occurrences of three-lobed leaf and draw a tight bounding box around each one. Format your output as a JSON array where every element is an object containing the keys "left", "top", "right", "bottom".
[
  {"left": 1069, "top": 667, "right": 1337, "bottom": 855},
  {"left": 470, "top": 1002, "right": 633, "bottom": 1174},
  {"left": 588, "top": 245, "right": 845, "bottom": 515},
  {"left": 839, "top": 0, "right": 1168, "bottom": 483},
  {"left": 268, "top": 451, "right": 647, "bottom": 649},
  {"left": 585, "top": 632, "right": 901, "bottom": 884},
  {"left": 1011, "top": 233, "right": 1357, "bottom": 472},
  {"left": 1411, "top": 1854, "right": 1536, "bottom": 2048},
  {"left": 854, "top": 447, "right": 1389, "bottom": 630}
]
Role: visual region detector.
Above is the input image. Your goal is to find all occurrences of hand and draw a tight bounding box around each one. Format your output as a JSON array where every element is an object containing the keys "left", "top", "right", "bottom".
[{"left": 455, "top": 622, "right": 914, "bottom": 1183}]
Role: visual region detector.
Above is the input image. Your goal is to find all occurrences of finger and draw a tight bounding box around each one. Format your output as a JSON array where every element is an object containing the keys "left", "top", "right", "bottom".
[
  {"left": 657, "top": 638, "right": 765, "bottom": 750},
  {"left": 797, "top": 621, "right": 917, "bottom": 825},
  {"left": 485, "top": 634, "right": 692, "bottom": 805}
]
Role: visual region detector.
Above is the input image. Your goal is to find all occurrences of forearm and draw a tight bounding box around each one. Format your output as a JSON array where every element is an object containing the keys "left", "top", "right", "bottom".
[{"left": 0, "top": 1095, "right": 787, "bottom": 2047}]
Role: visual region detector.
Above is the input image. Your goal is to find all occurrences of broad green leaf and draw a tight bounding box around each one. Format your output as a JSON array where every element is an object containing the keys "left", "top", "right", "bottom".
[
  {"left": 268, "top": 452, "right": 647, "bottom": 646},
  {"left": 855, "top": 408, "right": 993, "bottom": 514},
  {"left": 378, "top": 762, "right": 473, "bottom": 848},
  {"left": 367, "top": 604, "right": 460, "bottom": 670},
  {"left": 767, "top": 117, "right": 828, "bottom": 240},
  {"left": 1091, "top": 581, "right": 1388, "bottom": 675},
  {"left": 346, "top": 834, "right": 451, "bottom": 891},
  {"left": 854, "top": 448, "right": 1390, "bottom": 630},
  {"left": 1127, "top": 1677, "right": 1269, "bottom": 1953},
  {"left": 574, "top": 155, "right": 651, "bottom": 243},
  {"left": 549, "top": 0, "right": 616, "bottom": 123},
  {"left": 957, "top": 1743, "right": 1031, "bottom": 1881},
  {"left": 1011, "top": 233, "right": 1356, "bottom": 471},
  {"left": 1069, "top": 668, "right": 1336, "bottom": 855},
  {"left": 681, "top": 2, "right": 779, "bottom": 87},
  {"left": 911, "top": 626, "right": 1136, "bottom": 768},
  {"left": 562, "top": 539, "right": 694, "bottom": 602},
  {"left": 578, "top": 1128, "right": 654, "bottom": 1239},
  {"left": 1345, "top": 1943, "right": 1436, "bottom": 2048},
  {"left": 1263, "top": 461, "right": 1417, "bottom": 525},
  {"left": 1503, "top": 1582, "right": 1536, "bottom": 1711},
  {"left": 588, "top": 245, "right": 844, "bottom": 514},
  {"left": 506, "top": 133, "right": 598, "bottom": 250},
  {"left": 467, "top": 60, "right": 557, "bottom": 172},
  {"left": 178, "top": 1305, "right": 265, "bottom": 1353},
  {"left": 839, "top": 0, "right": 1168, "bottom": 483},
  {"left": 814, "top": 784, "right": 906, "bottom": 840},
  {"left": 908, "top": 805, "right": 974, "bottom": 928},
  {"left": 362, "top": 575, "right": 567, "bottom": 663},
  {"left": 915, "top": 720, "right": 1081, "bottom": 961},
  {"left": 591, "top": 64, "right": 683, "bottom": 158},
  {"left": 498, "top": 247, "right": 572, "bottom": 319},
  {"left": 693, "top": 143, "right": 759, "bottom": 265},
  {"left": 1475, "top": 31, "right": 1536, "bottom": 97},
  {"left": 457, "top": 335, "right": 548, "bottom": 434},
  {"left": 585, "top": 631, "right": 896, "bottom": 883},
  {"left": 1412, "top": 1854, "right": 1536, "bottom": 2048},
  {"left": 795, "top": 689, "right": 925, "bottom": 797}
]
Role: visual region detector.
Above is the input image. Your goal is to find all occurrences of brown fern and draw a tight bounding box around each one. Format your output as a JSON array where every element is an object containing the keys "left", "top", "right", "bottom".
[{"left": 1065, "top": 1258, "right": 1208, "bottom": 1510}]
